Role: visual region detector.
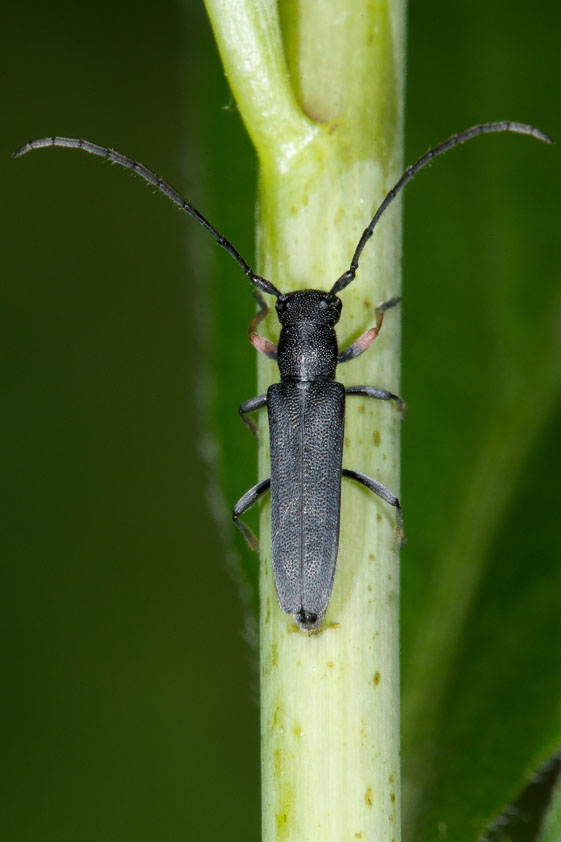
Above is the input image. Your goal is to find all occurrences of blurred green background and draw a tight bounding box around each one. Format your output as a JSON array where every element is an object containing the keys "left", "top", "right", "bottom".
[{"left": 2, "top": 1, "right": 560, "bottom": 841}]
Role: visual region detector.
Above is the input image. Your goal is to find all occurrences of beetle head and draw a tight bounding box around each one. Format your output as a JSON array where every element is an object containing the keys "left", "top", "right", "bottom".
[{"left": 275, "top": 290, "right": 342, "bottom": 327}]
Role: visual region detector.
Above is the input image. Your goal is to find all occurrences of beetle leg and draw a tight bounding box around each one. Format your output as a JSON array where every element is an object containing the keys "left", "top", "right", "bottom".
[
  {"left": 338, "top": 296, "right": 401, "bottom": 363},
  {"left": 346, "top": 385, "right": 406, "bottom": 417},
  {"left": 250, "top": 333, "right": 278, "bottom": 360},
  {"left": 239, "top": 394, "right": 268, "bottom": 439},
  {"left": 249, "top": 289, "right": 279, "bottom": 360},
  {"left": 342, "top": 468, "right": 405, "bottom": 546},
  {"left": 248, "top": 288, "right": 269, "bottom": 333},
  {"left": 232, "top": 478, "right": 271, "bottom": 551}
]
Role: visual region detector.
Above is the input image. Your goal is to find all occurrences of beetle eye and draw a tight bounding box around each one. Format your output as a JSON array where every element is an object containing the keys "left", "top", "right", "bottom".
[{"left": 276, "top": 298, "right": 287, "bottom": 312}]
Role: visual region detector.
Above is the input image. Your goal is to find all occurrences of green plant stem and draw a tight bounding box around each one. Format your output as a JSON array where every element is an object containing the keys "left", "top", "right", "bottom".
[{"left": 204, "top": 1, "right": 405, "bottom": 839}]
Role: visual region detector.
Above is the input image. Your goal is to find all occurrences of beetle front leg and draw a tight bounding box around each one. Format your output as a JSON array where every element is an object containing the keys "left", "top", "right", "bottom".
[
  {"left": 343, "top": 468, "right": 405, "bottom": 546},
  {"left": 249, "top": 289, "right": 278, "bottom": 361},
  {"left": 346, "top": 385, "right": 407, "bottom": 417},
  {"left": 233, "top": 477, "right": 271, "bottom": 551},
  {"left": 338, "top": 296, "right": 401, "bottom": 363},
  {"left": 248, "top": 287, "right": 269, "bottom": 334},
  {"left": 239, "top": 394, "right": 268, "bottom": 439}
]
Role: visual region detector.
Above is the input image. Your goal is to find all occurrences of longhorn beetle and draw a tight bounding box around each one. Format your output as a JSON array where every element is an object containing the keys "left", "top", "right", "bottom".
[{"left": 14, "top": 121, "right": 551, "bottom": 631}]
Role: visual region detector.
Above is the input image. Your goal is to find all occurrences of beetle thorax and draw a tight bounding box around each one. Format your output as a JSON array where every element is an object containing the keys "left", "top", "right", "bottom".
[{"left": 275, "top": 290, "right": 341, "bottom": 381}]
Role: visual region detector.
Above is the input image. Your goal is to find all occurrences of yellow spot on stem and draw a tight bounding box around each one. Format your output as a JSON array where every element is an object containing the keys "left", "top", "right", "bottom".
[{"left": 276, "top": 807, "right": 290, "bottom": 836}]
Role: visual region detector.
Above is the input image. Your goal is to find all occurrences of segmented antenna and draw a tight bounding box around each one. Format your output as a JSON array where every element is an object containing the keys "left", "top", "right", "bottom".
[
  {"left": 13, "top": 136, "right": 281, "bottom": 298},
  {"left": 330, "top": 121, "right": 552, "bottom": 295}
]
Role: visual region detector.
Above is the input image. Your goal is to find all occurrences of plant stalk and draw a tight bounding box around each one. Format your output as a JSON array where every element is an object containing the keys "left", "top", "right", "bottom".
[{"left": 203, "top": 1, "right": 406, "bottom": 839}]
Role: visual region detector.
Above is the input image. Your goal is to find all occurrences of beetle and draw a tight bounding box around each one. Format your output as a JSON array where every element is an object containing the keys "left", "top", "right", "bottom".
[{"left": 14, "top": 121, "right": 551, "bottom": 630}]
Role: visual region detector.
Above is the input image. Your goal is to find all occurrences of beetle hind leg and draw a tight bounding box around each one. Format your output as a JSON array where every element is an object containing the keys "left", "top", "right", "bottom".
[
  {"left": 232, "top": 477, "right": 271, "bottom": 551},
  {"left": 343, "top": 468, "right": 405, "bottom": 546}
]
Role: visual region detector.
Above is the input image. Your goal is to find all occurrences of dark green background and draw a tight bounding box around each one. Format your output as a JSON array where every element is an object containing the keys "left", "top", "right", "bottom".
[{"left": 3, "top": 2, "right": 560, "bottom": 841}]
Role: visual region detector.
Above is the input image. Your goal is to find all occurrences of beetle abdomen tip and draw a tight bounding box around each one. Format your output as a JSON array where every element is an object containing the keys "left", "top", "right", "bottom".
[{"left": 295, "top": 608, "right": 325, "bottom": 632}]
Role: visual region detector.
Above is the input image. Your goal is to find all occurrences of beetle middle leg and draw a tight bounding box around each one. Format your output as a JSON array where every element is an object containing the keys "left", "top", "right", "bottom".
[
  {"left": 233, "top": 477, "right": 271, "bottom": 551},
  {"left": 346, "top": 385, "right": 406, "bottom": 416},
  {"left": 239, "top": 394, "right": 268, "bottom": 438},
  {"left": 342, "top": 468, "right": 405, "bottom": 546}
]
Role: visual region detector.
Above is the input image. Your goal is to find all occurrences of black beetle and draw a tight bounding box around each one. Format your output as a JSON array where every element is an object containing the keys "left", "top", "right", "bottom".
[
  {"left": 233, "top": 287, "right": 405, "bottom": 631},
  {"left": 14, "top": 121, "right": 551, "bottom": 631}
]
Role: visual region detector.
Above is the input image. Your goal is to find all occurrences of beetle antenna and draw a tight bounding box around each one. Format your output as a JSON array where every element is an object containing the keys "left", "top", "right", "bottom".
[
  {"left": 330, "top": 121, "right": 552, "bottom": 295},
  {"left": 13, "top": 136, "right": 282, "bottom": 298}
]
